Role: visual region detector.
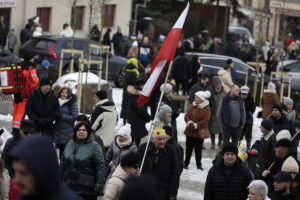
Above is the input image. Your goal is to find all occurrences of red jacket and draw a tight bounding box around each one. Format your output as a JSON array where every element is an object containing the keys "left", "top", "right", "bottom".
[{"left": 21, "top": 66, "right": 39, "bottom": 98}]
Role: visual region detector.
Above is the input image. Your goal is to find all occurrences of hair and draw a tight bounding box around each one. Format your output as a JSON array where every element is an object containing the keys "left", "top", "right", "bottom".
[
  {"left": 63, "top": 23, "right": 69, "bottom": 29},
  {"left": 248, "top": 180, "right": 268, "bottom": 198},
  {"left": 230, "top": 84, "right": 238, "bottom": 90},
  {"left": 224, "top": 64, "right": 230, "bottom": 70},
  {"left": 73, "top": 121, "right": 92, "bottom": 141},
  {"left": 75, "top": 115, "right": 90, "bottom": 123},
  {"left": 58, "top": 87, "right": 72, "bottom": 99}
]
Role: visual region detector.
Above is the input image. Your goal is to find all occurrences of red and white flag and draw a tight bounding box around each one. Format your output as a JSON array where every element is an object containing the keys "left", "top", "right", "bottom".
[{"left": 137, "top": 2, "right": 190, "bottom": 107}]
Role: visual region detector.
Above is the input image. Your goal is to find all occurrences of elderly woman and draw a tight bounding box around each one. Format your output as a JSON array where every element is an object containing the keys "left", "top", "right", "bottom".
[
  {"left": 184, "top": 91, "right": 211, "bottom": 170},
  {"left": 106, "top": 124, "right": 137, "bottom": 174},
  {"left": 247, "top": 180, "right": 270, "bottom": 200},
  {"left": 54, "top": 87, "right": 78, "bottom": 157},
  {"left": 261, "top": 82, "right": 280, "bottom": 118},
  {"left": 62, "top": 122, "right": 106, "bottom": 200}
]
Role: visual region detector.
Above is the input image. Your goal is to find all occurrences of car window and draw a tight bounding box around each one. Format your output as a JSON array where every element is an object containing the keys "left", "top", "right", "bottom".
[
  {"left": 35, "top": 40, "right": 54, "bottom": 50},
  {"left": 233, "top": 62, "right": 248, "bottom": 72},
  {"left": 74, "top": 40, "right": 88, "bottom": 51},
  {"left": 201, "top": 58, "right": 226, "bottom": 67},
  {"left": 286, "top": 62, "right": 300, "bottom": 72}
]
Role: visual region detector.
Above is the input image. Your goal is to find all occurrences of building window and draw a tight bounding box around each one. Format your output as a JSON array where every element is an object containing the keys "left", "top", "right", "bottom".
[
  {"left": 37, "top": 7, "right": 51, "bottom": 31},
  {"left": 71, "top": 6, "right": 85, "bottom": 30},
  {"left": 104, "top": 5, "right": 116, "bottom": 27}
]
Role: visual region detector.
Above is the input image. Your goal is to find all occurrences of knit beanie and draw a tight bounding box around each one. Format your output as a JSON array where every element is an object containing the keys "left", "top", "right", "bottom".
[
  {"left": 95, "top": 90, "right": 107, "bottom": 100},
  {"left": 283, "top": 97, "right": 294, "bottom": 106},
  {"left": 261, "top": 119, "right": 273, "bottom": 131},
  {"left": 195, "top": 91, "right": 211, "bottom": 101},
  {"left": 160, "top": 83, "right": 173, "bottom": 94},
  {"left": 226, "top": 59, "right": 233, "bottom": 65},
  {"left": 281, "top": 156, "right": 299, "bottom": 173},
  {"left": 120, "top": 151, "right": 140, "bottom": 167},
  {"left": 212, "top": 76, "right": 222, "bottom": 86},
  {"left": 159, "top": 104, "right": 172, "bottom": 115},
  {"left": 222, "top": 143, "right": 238, "bottom": 155},
  {"left": 276, "top": 130, "right": 291, "bottom": 141},
  {"left": 240, "top": 86, "right": 250, "bottom": 94},
  {"left": 39, "top": 77, "right": 52, "bottom": 87},
  {"left": 272, "top": 105, "right": 282, "bottom": 113},
  {"left": 117, "top": 124, "right": 131, "bottom": 138},
  {"left": 268, "top": 82, "right": 276, "bottom": 91}
]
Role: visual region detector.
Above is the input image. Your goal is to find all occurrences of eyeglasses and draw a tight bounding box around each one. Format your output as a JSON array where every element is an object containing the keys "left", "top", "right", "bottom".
[{"left": 241, "top": 93, "right": 248, "bottom": 96}]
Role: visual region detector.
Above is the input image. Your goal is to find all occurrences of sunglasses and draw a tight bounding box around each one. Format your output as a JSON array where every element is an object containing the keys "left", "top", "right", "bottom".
[
  {"left": 241, "top": 93, "right": 248, "bottom": 96},
  {"left": 132, "top": 165, "right": 140, "bottom": 169}
]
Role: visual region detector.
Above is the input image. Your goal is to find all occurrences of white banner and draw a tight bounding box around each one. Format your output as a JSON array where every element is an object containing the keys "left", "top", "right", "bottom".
[{"left": 0, "top": 0, "right": 16, "bottom": 7}]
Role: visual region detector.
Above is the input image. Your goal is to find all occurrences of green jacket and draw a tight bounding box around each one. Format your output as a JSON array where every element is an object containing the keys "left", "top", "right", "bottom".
[{"left": 62, "top": 136, "right": 106, "bottom": 196}]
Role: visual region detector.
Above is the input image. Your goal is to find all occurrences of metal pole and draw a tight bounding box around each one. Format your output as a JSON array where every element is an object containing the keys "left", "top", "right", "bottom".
[
  {"left": 133, "top": 0, "right": 147, "bottom": 35},
  {"left": 105, "top": 51, "right": 109, "bottom": 81},
  {"left": 260, "top": 67, "right": 265, "bottom": 107},
  {"left": 244, "top": 70, "right": 248, "bottom": 86},
  {"left": 59, "top": 50, "right": 64, "bottom": 78},
  {"left": 223, "top": 0, "right": 229, "bottom": 44},
  {"left": 140, "top": 61, "right": 173, "bottom": 173}
]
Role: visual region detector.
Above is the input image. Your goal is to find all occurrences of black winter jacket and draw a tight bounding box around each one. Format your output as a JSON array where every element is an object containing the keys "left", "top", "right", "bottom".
[
  {"left": 167, "top": 138, "right": 184, "bottom": 174},
  {"left": 26, "top": 89, "right": 59, "bottom": 135},
  {"left": 243, "top": 94, "right": 256, "bottom": 125},
  {"left": 138, "top": 142, "right": 180, "bottom": 200},
  {"left": 189, "top": 82, "right": 214, "bottom": 105},
  {"left": 269, "top": 192, "right": 298, "bottom": 200},
  {"left": 204, "top": 158, "right": 253, "bottom": 200},
  {"left": 172, "top": 55, "right": 192, "bottom": 81}
]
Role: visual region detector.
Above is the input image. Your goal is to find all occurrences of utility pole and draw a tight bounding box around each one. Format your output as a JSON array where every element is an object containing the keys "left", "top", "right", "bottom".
[
  {"left": 133, "top": 0, "right": 148, "bottom": 35},
  {"left": 223, "top": 0, "right": 230, "bottom": 44}
]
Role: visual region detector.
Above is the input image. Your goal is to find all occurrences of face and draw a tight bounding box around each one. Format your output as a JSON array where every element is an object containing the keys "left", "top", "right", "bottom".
[
  {"left": 223, "top": 152, "right": 237, "bottom": 166},
  {"left": 124, "top": 165, "right": 140, "bottom": 175},
  {"left": 260, "top": 126, "right": 269, "bottom": 134},
  {"left": 194, "top": 96, "right": 202, "bottom": 104},
  {"left": 274, "top": 181, "right": 289, "bottom": 192},
  {"left": 290, "top": 172, "right": 297, "bottom": 180},
  {"left": 200, "top": 77, "right": 208, "bottom": 85},
  {"left": 248, "top": 188, "right": 264, "bottom": 200},
  {"left": 117, "top": 135, "right": 127, "bottom": 143},
  {"left": 76, "top": 125, "right": 88, "bottom": 140},
  {"left": 241, "top": 93, "right": 248, "bottom": 99},
  {"left": 230, "top": 86, "right": 240, "bottom": 97},
  {"left": 143, "top": 37, "right": 149, "bottom": 44},
  {"left": 152, "top": 136, "right": 167, "bottom": 149},
  {"left": 274, "top": 146, "right": 288, "bottom": 158},
  {"left": 13, "top": 161, "right": 36, "bottom": 196},
  {"left": 40, "top": 85, "right": 50, "bottom": 95},
  {"left": 287, "top": 104, "right": 293, "bottom": 111},
  {"left": 215, "top": 84, "right": 222, "bottom": 92},
  {"left": 272, "top": 109, "right": 281, "bottom": 118},
  {"left": 166, "top": 91, "right": 173, "bottom": 98},
  {"left": 60, "top": 89, "right": 69, "bottom": 100},
  {"left": 165, "top": 112, "right": 172, "bottom": 119},
  {"left": 93, "top": 95, "right": 100, "bottom": 104}
]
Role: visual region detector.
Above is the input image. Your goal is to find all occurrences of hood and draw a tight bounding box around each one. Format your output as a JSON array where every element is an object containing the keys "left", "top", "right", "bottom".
[
  {"left": 111, "top": 165, "right": 128, "bottom": 182},
  {"left": 9, "top": 135, "right": 60, "bottom": 198}
]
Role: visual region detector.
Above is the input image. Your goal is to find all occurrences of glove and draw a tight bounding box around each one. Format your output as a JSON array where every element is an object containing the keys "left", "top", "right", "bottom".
[{"left": 193, "top": 123, "right": 198, "bottom": 130}]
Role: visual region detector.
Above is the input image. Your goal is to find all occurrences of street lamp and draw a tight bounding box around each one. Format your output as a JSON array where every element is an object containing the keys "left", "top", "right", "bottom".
[{"left": 133, "top": 0, "right": 150, "bottom": 35}]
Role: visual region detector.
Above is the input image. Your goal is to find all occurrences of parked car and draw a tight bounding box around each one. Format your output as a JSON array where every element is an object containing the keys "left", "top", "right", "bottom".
[
  {"left": 276, "top": 60, "right": 300, "bottom": 92},
  {"left": 19, "top": 35, "right": 127, "bottom": 83},
  {"left": 229, "top": 26, "right": 255, "bottom": 45}
]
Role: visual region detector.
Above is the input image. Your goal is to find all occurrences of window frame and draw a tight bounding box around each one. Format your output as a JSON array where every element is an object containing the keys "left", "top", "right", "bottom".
[
  {"left": 71, "top": 6, "right": 85, "bottom": 30},
  {"left": 104, "top": 4, "right": 116, "bottom": 27},
  {"left": 37, "top": 7, "right": 52, "bottom": 32}
]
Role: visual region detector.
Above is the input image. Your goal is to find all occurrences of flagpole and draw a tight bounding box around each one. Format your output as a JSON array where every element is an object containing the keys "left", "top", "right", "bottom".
[{"left": 140, "top": 60, "right": 174, "bottom": 172}]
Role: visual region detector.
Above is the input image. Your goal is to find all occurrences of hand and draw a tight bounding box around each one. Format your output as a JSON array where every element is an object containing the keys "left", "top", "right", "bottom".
[
  {"left": 262, "top": 170, "right": 270, "bottom": 177},
  {"left": 193, "top": 123, "right": 198, "bottom": 130},
  {"left": 251, "top": 149, "right": 258, "bottom": 154}
]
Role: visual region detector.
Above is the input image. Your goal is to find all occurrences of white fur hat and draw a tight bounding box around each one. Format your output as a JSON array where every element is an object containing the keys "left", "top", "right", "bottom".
[
  {"left": 117, "top": 124, "right": 131, "bottom": 138},
  {"left": 240, "top": 86, "right": 250, "bottom": 94},
  {"left": 268, "top": 82, "right": 276, "bottom": 91},
  {"left": 195, "top": 91, "right": 211, "bottom": 101},
  {"left": 282, "top": 156, "right": 299, "bottom": 173},
  {"left": 276, "top": 129, "right": 291, "bottom": 141},
  {"left": 160, "top": 83, "right": 173, "bottom": 94}
]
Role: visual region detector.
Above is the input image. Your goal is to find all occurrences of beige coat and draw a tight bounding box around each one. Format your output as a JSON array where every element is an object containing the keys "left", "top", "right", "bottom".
[
  {"left": 0, "top": 169, "right": 10, "bottom": 200},
  {"left": 218, "top": 69, "right": 234, "bottom": 93},
  {"left": 103, "top": 165, "right": 128, "bottom": 200}
]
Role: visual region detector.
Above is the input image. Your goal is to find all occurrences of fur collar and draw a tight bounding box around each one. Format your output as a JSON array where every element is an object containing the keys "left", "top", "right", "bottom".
[
  {"left": 192, "top": 100, "right": 209, "bottom": 109},
  {"left": 264, "top": 89, "right": 276, "bottom": 94}
]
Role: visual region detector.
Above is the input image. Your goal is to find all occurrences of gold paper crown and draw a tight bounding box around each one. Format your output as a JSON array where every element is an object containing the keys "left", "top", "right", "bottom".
[{"left": 152, "top": 122, "right": 167, "bottom": 137}]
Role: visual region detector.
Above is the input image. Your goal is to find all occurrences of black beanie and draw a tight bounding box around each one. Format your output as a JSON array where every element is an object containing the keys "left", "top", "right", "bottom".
[
  {"left": 95, "top": 90, "right": 107, "bottom": 100},
  {"left": 120, "top": 152, "right": 140, "bottom": 167},
  {"left": 272, "top": 105, "right": 282, "bottom": 113},
  {"left": 226, "top": 58, "right": 233, "bottom": 65},
  {"left": 163, "top": 125, "right": 173, "bottom": 138},
  {"left": 275, "top": 139, "right": 291, "bottom": 148},
  {"left": 222, "top": 143, "right": 238, "bottom": 155},
  {"left": 39, "top": 77, "right": 52, "bottom": 87},
  {"left": 261, "top": 119, "right": 273, "bottom": 131},
  {"left": 20, "top": 120, "right": 35, "bottom": 131}
]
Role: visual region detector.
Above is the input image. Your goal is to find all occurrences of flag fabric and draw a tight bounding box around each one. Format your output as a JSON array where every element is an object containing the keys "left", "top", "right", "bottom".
[{"left": 137, "top": 2, "right": 190, "bottom": 107}]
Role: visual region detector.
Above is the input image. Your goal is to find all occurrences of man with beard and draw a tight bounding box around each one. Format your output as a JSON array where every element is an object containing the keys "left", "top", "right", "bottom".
[{"left": 269, "top": 171, "right": 298, "bottom": 200}]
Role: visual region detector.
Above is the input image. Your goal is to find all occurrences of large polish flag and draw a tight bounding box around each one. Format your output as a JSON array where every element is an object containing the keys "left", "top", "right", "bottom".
[{"left": 137, "top": 2, "right": 190, "bottom": 107}]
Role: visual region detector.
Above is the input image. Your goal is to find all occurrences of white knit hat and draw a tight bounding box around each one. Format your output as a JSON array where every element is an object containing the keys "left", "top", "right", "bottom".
[
  {"left": 160, "top": 83, "right": 173, "bottom": 94},
  {"left": 282, "top": 156, "right": 299, "bottom": 173},
  {"left": 268, "top": 82, "right": 276, "bottom": 91},
  {"left": 240, "top": 86, "right": 250, "bottom": 94},
  {"left": 283, "top": 97, "right": 294, "bottom": 106},
  {"left": 276, "top": 130, "right": 291, "bottom": 141},
  {"left": 117, "top": 124, "right": 131, "bottom": 138},
  {"left": 195, "top": 91, "right": 211, "bottom": 101}
]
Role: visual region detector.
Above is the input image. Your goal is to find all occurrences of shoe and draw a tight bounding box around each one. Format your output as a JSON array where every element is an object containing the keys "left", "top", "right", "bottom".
[{"left": 197, "top": 166, "right": 204, "bottom": 170}]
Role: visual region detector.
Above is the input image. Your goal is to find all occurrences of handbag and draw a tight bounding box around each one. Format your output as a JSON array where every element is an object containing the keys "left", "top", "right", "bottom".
[
  {"left": 77, "top": 173, "right": 96, "bottom": 188},
  {"left": 197, "top": 128, "right": 210, "bottom": 139}
]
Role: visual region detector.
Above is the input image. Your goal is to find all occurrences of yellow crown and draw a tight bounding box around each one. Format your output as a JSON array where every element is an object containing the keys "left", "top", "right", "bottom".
[{"left": 152, "top": 122, "right": 167, "bottom": 137}]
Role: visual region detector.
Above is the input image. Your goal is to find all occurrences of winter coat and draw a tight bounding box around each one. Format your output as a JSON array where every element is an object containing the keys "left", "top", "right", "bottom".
[
  {"left": 121, "top": 64, "right": 139, "bottom": 119},
  {"left": 218, "top": 69, "right": 234, "bottom": 93},
  {"left": 127, "top": 87, "right": 151, "bottom": 139},
  {"left": 103, "top": 165, "right": 128, "bottom": 200},
  {"left": 19, "top": 62, "right": 39, "bottom": 99},
  {"left": 269, "top": 113, "right": 295, "bottom": 135},
  {"left": 167, "top": 138, "right": 184, "bottom": 174},
  {"left": 261, "top": 90, "right": 280, "bottom": 118},
  {"left": 189, "top": 82, "right": 214, "bottom": 104},
  {"left": 62, "top": 135, "right": 106, "bottom": 196},
  {"left": 7, "top": 33, "right": 17, "bottom": 50},
  {"left": 172, "top": 55, "right": 192, "bottom": 81},
  {"left": 0, "top": 169, "right": 10, "bottom": 200},
  {"left": 106, "top": 136, "right": 137, "bottom": 172},
  {"left": 20, "top": 25, "right": 32, "bottom": 45},
  {"left": 138, "top": 142, "right": 180, "bottom": 199},
  {"left": 184, "top": 102, "right": 211, "bottom": 138},
  {"left": 0, "top": 23, "right": 7, "bottom": 47},
  {"left": 139, "top": 44, "right": 152, "bottom": 64},
  {"left": 54, "top": 95, "right": 78, "bottom": 145},
  {"left": 269, "top": 192, "right": 298, "bottom": 200},
  {"left": 112, "top": 32, "right": 123, "bottom": 51},
  {"left": 10, "top": 135, "right": 82, "bottom": 200},
  {"left": 26, "top": 89, "right": 59, "bottom": 135},
  {"left": 204, "top": 158, "right": 253, "bottom": 200},
  {"left": 243, "top": 94, "right": 256, "bottom": 126},
  {"left": 91, "top": 99, "right": 118, "bottom": 147},
  {"left": 209, "top": 88, "right": 226, "bottom": 135},
  {"left": 257, "top": 130, "right": 276, "bottom": 173},
  {"left": 162, "top": 95, "right": 180, "bottom": 137}
]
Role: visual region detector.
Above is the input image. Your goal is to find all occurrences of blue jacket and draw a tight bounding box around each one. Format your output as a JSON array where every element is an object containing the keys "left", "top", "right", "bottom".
[
  {"left": 9, "top": 135, "right": 82, "bottom": 200},
  {"left": 54, "top": 95, "right": 78, "bottom": 145}
]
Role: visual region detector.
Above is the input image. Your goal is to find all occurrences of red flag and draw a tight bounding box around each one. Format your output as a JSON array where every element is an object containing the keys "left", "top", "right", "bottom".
[{"left": 137, "top": 2, "right": 190, "bottom": 107}]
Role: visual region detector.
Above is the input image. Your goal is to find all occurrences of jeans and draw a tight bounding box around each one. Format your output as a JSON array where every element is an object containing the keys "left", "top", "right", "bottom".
[{"left": 223, "top": 127, "right": 242, "bottom": 145}]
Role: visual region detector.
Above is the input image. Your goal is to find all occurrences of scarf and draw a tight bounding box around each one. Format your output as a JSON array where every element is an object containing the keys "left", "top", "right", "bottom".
[
  {"left": 58, "top": 98, "right": 70, "bottom": 107},
  {"left": 116, "top": 136, "right": 132, "bottom": 148},
  {"left": 192, "top": 100, "right": 209, "bottom": 109}
]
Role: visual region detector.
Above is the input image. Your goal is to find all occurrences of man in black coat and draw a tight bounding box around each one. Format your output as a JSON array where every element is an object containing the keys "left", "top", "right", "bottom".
[
  {"left": 8, "top": 135, "right": 82, "bottom": 200},
  {"left": 1, "top": 120, "right": 35, "bottom": 177},
  {"left": 138, "top": 128, "right": 180, "bottom": 200},
  {"left": 0, "top": 16, "right": 7, "bottom": 47},
  {"left": 189, "top": 73, "right": 213, "bottom": 105},
  {"left": 204, "top": 143, "right": 253, "bottom": 200},
  {"left": 26, "top": 78, "right": 59, "bottom": 138}
]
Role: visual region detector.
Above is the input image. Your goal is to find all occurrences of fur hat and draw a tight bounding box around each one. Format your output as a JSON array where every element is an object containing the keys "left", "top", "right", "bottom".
[
  {"left": 283, "top": 97, "right": 294, "bottom": 106},
  {"left": 281, "top": 156, "right": 299, "bottom": 173},
  {"left": 222, "top": 143, "right": 238, "bottom": 155},
  {"left": 160, "top": 83, "right": 173, "bottom": 94},
  {"left": 240, "top": 86, "right": 250, "bottom": 94},
  {"left": 117, "top": 124, "right": 131, "bottom": 138},
  {"left": 261, "top": 119, "right": 273, "bottom": 131},
  {"left": 276, "top": 130, "right": 291, "bottom": 141},
  {"left": 267, "top": 82, "right": 276, "bottom": 91},
  {"left": 195, "top": 91, "right": 211, "bottom": 101}
]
